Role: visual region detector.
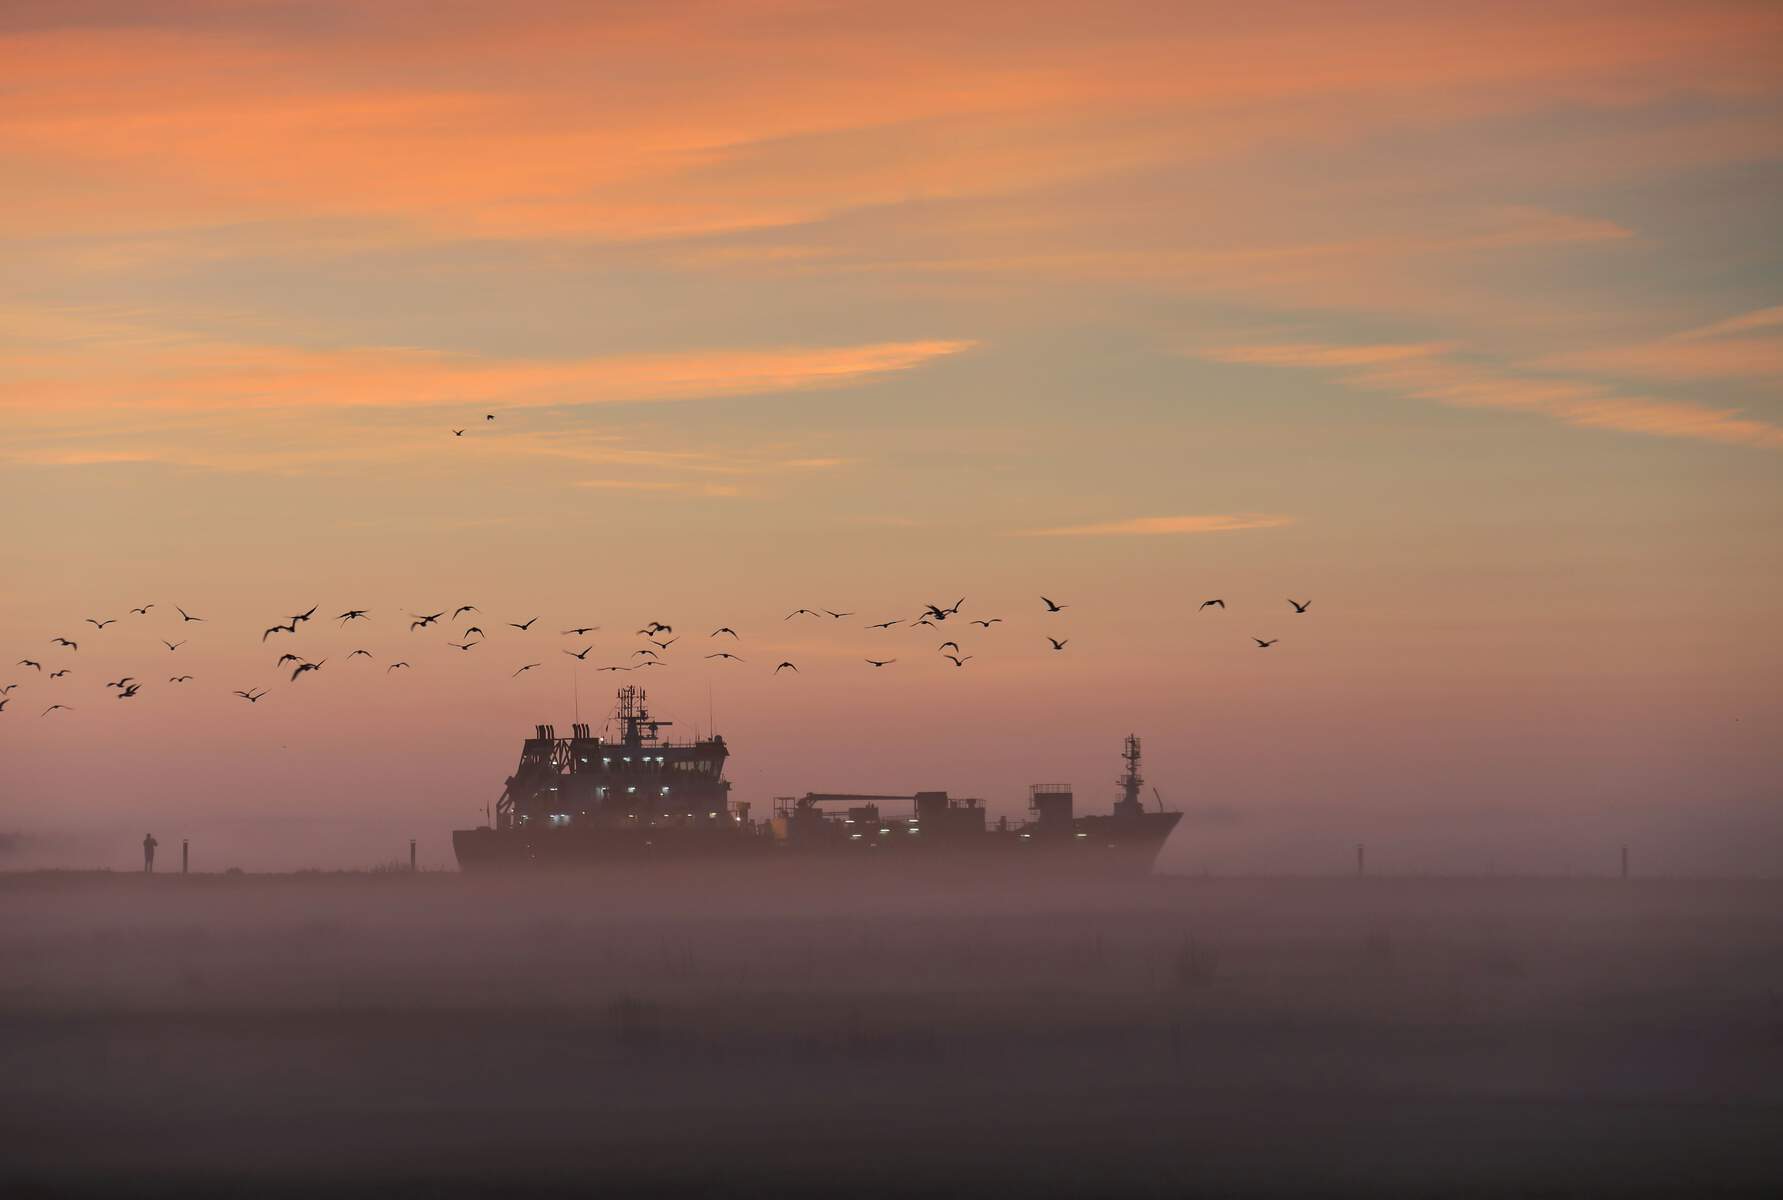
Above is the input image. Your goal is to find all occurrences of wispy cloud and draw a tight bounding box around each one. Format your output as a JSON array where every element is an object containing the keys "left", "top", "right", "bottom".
[
  {"left": 1197, "top": 340, "right": 1783, "bottom": 449},
  {"left": 1019, "top": 514, "right": 1294, "bottom": 537},
  {"left": 573, "top": 479, "right": 743, "bottom": 497},
  {"left": 1534, "top": 305, "right": 1783, "bottom": 384}
]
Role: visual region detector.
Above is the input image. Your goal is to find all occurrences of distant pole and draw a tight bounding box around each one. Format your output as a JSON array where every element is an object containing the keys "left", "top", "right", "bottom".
[
  {"left": 1356, "top": 843, "right": 1365, "bottom": 877},
  {"left": 1620, "top": 845, "right": 1628, "bottom": 880},
  {"left": 182, "top": 839, "right": 189, "bottom": 875},
  {"left": 409, "top": 838, "right": 417, "bottom": 873}
]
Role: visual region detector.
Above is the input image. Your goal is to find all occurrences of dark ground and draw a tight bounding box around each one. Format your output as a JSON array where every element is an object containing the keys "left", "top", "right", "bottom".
[{"left": 1, "top": 869, "right": 1780, "bottom": 1197}]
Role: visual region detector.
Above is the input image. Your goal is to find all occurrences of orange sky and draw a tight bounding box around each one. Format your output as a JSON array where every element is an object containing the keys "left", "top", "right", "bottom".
[{"left": 1, "top": 1, "right": 1779, "bottom": 874}]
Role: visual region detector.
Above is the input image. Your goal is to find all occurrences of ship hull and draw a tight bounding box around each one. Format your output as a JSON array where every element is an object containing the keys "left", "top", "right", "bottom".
[{"left": 453, "top": 812, "right": 1179, "bottom": 876}]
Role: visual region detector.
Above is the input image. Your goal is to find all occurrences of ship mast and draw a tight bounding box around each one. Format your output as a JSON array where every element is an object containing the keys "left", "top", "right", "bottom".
[{"left": 1115, "top": 733, "right": 1145, "bottom": 817}]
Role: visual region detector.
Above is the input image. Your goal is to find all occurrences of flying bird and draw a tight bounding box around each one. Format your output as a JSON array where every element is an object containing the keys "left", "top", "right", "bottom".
[
  {"left": 176, "top": 607, "right": 204, "bottom": 622},
  {"left": 462, "top": 626, "right": 486, "bottom": 639},
  {"left": 640, "top": 622, "right": 672, "bottom": 635},
  {"left": 86, "top": 618, "right": 116, "bottom": 629},
  {"left": 565, "top": 646, "right": 593, "bottom": 660},
  {"left": 925, "top": 598, "right": 965, "bottom": 620},
  {"left": 452, "top": 605, "right": 479, "bottom": 619},
  {"left": 1040, "top": 596, "right": 1067, "bottom": 613},
  {"left": 913, "top": 618, "right": 936, "bottom": 628},
  {"left": 234, "top": 689, "right": 267, "bottom": 703},
  {"left": 262, "top": 622, "right": 296, "bottom": 641},
  {"left": 0, "top": 684, "right": 16, "bottom": 693},
  {"left": 650, "top": 636, "right": 678, "bottom": 650},
  {"left": 41, "top": 704, "right": 71, "bottom": 716},
  {"left": 709, "top": 627, "right": 738, "bottom": 639},
  {"left": 825, "top": 610, "right": 854, "bottom": 619},
  {"left": 774, "top": 662, "right": 799, "bottom": 674},
  {"left": 632, "top": 649, "right": 658, "bottom": 658},
  {"left": 409, "top": 612, "right": 445, "bottom": 630},
  {"left": 970, "top": 619, "right": 1003, "bottom": 628},
  {"left": 1047, "top": 637, "right": 1068, "bottom": 651},
  {"left": 1253, "top": 638, "right": 1278, "bottom": 648},
  {"left": 938, "top": 640, "right": 960, "bottom": 653},
  {"left": 509, "top": 617, "right": 539, "bottom": 631},
  {"left": 596, "top": 665, "right": 634, "bottom": 672},
  {"left": 290, "top": 605, "right": 319, "bottom": 624},
  {"left": 49, "top": 669, "right": 71, "bottom": 679},
  {"left": 865, "top": 659, "right": 896, "bottom": 668},
  {"left": 51, "top": 638, "right": 78, "bottom": 650},
  {"left": 130, "top": 604, "right": 154, "bottom": 615},
  {"left": 944, "top": 654, "right": 973, "bottom": 667},
  {"left": 117, "top": 684, "right": 140, "bottom": 699},
  {"left": 785, "top": 609, "right": 820, "bottom": 620},
  {"left": 1287, "top": 599, "right": 1310, "bottom": 613},
  {"left": 705, "top": 653, "right": 743, "bottom": 661},
  {"left": 106, "top": 677, "right": 136, "bottom": 689},
  {"left": 452, "top": 429, "right": 465, "bottom": 437},
  {"left": 1199, "top": 599, "right": 1225, "bottom": 610},
  {"left": 275, "top": 654, "right": 302, "bottom": 667},
  {"left": 169, "top": 676, "right": 193, "bottom": 683},
  {"left": 448, "top": 641, "right": 479, "bottom": 651},
  {"left": 563, "top": 626, "right": 600, "bottom": 636},
  {"left": 291, "top": 660, "right": 326, "bottom": 681},
  {"left": 348, "top": 650, "right": 373, "bottom": 659},
  {"left": 386, "top": 662, "right": 411, "bottom": 673},
  {"left": 163, "top": 640, "right": 185, "bottom": 651},
  {"left": 337, "top": 610, "right": 370, "bottom": 624},
  {"left": 18, "top": 660, "right": 41, "bottom": 671},
  {"left": 865, "top": 620, "right": 902, "bottom": 630},
  {"left": 0, "top": 699, "right": 8, "bottom": 713},
  {"left": 512, "top": 663, "right": 541, "bottom": 677}
]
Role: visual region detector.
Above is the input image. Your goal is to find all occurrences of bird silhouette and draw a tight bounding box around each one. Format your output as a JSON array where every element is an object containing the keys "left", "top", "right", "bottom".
[
  {"left": 641, "top": 622, "right": 672, "bottom": 635},
  {"left": 925, "top": 598, "right": 965, "bottom": 620},
  {"left": 337, "top": 610, "right": 370, "bottom": 624},
  {"left": 705, "top": 653, "right": 743, "bottom": 661},
  {"left": 462, "top": 626, "right": 486, "bottom": 639},
  {"left": 636, "top": 660, "right": 666, "bottom": 669},
  {"left": 51, "top": 638, "right": 78, "bottom": 650},
  {"left": 866, "top": 619, "right": 902, "bottom": 630},
  {"left": 865, "top": 659, "right": 896, "bottom": 668},
  {"left": 262, "top": 622, "right": 296, "bottom": 641},
  {"left": 117, "top": 684, "right": 140, "bottom": 699},
  {"left": 1040, "top": 596, "right": 1067, "bottom": 613},
  {"left": 1287, "top": 599, "right": 1309, "bottom": 613},
  {"left": 785, "top": 609, "right": 820, "bottom": 620},
  {"left": 597, "top": 665, "right": 634, "bottom": 672},
  {"left": 0, "top": 699, "right": 8, "bottom": 713},
  {"left": 163, "top": 639, "right": 186, "bottom": 651},
  {"left": 650, "top": 636, "right": 678, "bottom": 650},
  {"left": 913, "top": 617, "right": 936, "bottom": 628},
  {"left": 512, "top": 663, "right": 541, "bottom": 677},
  {"left": 1047, "top": 638, "right": 1068, "bottom": 650},
  {"left": 709, "top": 627, "right": 738, "bottom": 639},
  {"left": 290, "top": 605, "right": 318, "bottom": 624},
  {"left": 563, "top": 625, "right": 600, "bottom": 636},
  {"left": 18, "top": 660, "right": 42, "bottom": 671},
  {"left": 348, "top": 649, "right": 373, "bottom": 659},
  {"left": 452, "top": 605, "right": 480, "bottom": 620},
  {"left": 386, "top": 662, "right": 411, "bottom": 673},
  {"left": 944, "top": 654, "right": 973, "bottom": 667},
  {"left": 452, "top": 429, "right": 465, "bottom": 437},
  {"left": 291, "top": 660, "right": 326, "bottom": 681},
  {"left": 131, "top": 604, "right": 154, "bottom": 615},
  {"left": 448, "top": 641, "right": 478, "bottom": 651},
  {"left": 49, "top": 669, "right": 71, "bottom": 679},
  {"left": 774, "top": 662, "right": 799, "bottom": 673},
  {"left": 970, "top": 619, "right": 1003, "bottom": 627},
  {"left": 1199, "top": 599, "right": 1225, "bottom": 610},
  {"left": 0, "top": 684, "right": 16, "bottom": 693},
  {"left": 939, "top": 641, "right": 961, "bottom": 653},
  {"left": 234, "top": 689, "right": 267, "bottom": 703},
  {"left": 825, "top": 610, "right": 854, "bottom": 619},
  {"left": 565, "top": 646, "right": 593, "bottom": 660},
  {"left": 41, "top": 704, "right": 71, "bottom": 716},
  {"left": 106, "top": 677, "right": 136, "bottom": 689},
  {"left": 409, "top": 612, "right": 445, "bottom": 630},
  {"left": 275, "top": 653, "right": 302, "bottom": 667},
  {"left": 485, "top": 414, "right": 495, "bottom": 422},
  {"left": 169, "top": 676, "right": 193, "bottom": 683},
  {"left": 1253, "top": 638, "right": 1277, "bottom": 648},
  {"left": 86, "top": 618, "right": 116, "bottom": 629},
  {"left": 632, "top": 649, "right": 658, "bottom": 659},
  {"left": 176, "top": 607, "right": 204, "bottom": 622},
  {"left": 509, "top": 617, "right": 539, "bottom": 631}
]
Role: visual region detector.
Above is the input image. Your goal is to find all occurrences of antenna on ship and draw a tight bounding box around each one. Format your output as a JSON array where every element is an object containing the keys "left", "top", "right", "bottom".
[{"left": 1115, "top": 734, "right": 1145, "bottom": 817}]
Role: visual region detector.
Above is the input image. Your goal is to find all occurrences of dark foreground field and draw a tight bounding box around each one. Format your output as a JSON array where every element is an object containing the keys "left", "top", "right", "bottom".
[{"left": 2, "top": 870, "right": 1780, "bottom": 1197}]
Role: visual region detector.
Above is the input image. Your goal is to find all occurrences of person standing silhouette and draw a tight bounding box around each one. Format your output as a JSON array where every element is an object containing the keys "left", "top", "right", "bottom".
[{"left": 143, "top": 832, "right": 158, "bottom": 873}]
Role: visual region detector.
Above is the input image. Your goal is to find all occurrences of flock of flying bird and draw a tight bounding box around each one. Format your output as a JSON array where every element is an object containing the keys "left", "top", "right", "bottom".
[{"left": 2, "top": 594, "right": 1309, "bottom": 717}]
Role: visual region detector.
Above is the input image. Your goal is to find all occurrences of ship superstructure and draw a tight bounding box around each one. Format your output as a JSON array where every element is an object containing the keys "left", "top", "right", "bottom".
[{"left": 454, "top": 687, "right": 1180, "bottom": 872}]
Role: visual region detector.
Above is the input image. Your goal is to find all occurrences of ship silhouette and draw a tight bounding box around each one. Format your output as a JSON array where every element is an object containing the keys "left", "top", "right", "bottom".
[{"left": 453, "top": 686, "right": 1181, "bottom": 873}]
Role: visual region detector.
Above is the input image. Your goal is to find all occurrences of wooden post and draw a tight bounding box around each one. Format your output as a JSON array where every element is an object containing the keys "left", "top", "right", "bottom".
[
  {"left": 409, "top": 838, "right": 417, "bottom": 873},
  {"left": 182, "top": 839, "right": 188, "bottom": 875}
]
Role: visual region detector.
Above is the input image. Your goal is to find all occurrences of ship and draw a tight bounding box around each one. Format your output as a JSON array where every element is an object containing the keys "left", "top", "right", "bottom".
[{"left": 452, "top": 685, "right": 1181, "bottom": 874}]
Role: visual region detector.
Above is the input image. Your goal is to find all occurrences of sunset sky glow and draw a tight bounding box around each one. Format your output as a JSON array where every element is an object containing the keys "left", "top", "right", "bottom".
[{"left": 2, "top": 1, "right": 1779, "bottom": 873}]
